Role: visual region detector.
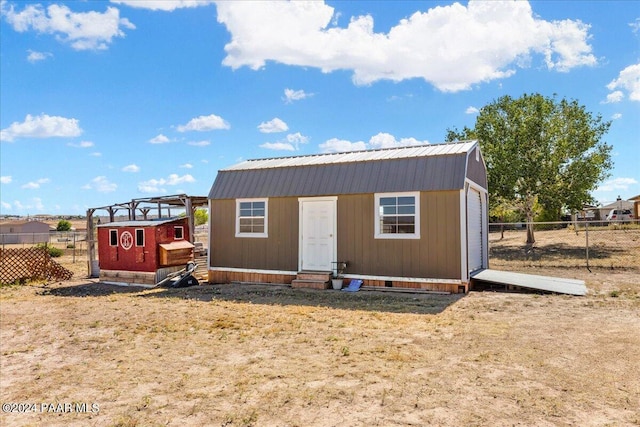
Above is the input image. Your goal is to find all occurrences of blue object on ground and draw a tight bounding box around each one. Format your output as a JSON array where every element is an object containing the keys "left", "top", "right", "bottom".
[{"left": 342, "top": 279, "right": 363, "bottom": 292}]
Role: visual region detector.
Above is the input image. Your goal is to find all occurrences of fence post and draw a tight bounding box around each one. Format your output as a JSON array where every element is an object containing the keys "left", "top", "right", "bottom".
[
  {"left": 72, "top": 232, "right": 76, "bottom": 264},
  {"left": 585, "top": 221, "right": 590, "bottom": 272}
]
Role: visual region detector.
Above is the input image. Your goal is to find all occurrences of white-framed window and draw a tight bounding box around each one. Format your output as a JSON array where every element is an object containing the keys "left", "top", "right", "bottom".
[
  {"left": 135, "top": 229, "right": 145, "bottom": 247},
  {"left": 109, "top": 229, "right": 118, "bottom": 246},
  {"left": 236, "top": 198, "right": 268, "bottom": 238},
  {"left": 374, "top": 192, "right": 420, "bottom": 239},
  {"left": 174, "top": 226, "right": 184, "bottom": 240}
]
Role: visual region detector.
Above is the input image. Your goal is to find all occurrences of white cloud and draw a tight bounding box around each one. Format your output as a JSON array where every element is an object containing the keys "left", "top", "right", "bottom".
[
  {"left": 187, "top": 140, "right": 210, "bottom": 147},
  {"left": 596, "top": 177, "right": 638, "bottom": 192},
  {"left": 8, "top": 198, "right": 45, "bottom": 211},
  {"left": 603, "top": 90, "right": 624, "bottom": 104},
  {"left": 319, "top": 132, "right": 428, "bottom": 153},
  {"left": 630, "top": 18, "right": 640, "bottom": 34},
  {"left": 179, "top": 163, "right": 193, "bottom": 169},
  {"left": 82, "top": 176, "right": 117, "bottom": 192},
  {"left": 1, "top": 201, "right": 11, "bottom": 210},
  {"left": 2, "top": 3, "right": 135, "bottom": 51},
  {"left": 465, "top": 106, "right": 479, "bottom": 114},
  {"left": 122, "top": 164, "right": 140, "bottom": 173},
  {"left": 90, "top": 152, "right": 102, "bottom": 157},
  {"left": 1, "top": 114, "right": 82, "bottom": 142},
  {"left": 260, "top": 142, "right": 296, "bottom": 151},
  {"left": 26, "top": 49, "right": 52, "bottom": 63},
  {"left": 21, "top": 178, "right": 50, "bottom": 189},
  {"left": 111, "top": 0, "right": 215, "bottom": 12},
  {"left": 284, "top": 88, "right": 312, "bottom": 103},
  {"left": 1, "top": 176, "right": 12, "bottom": 184},
  {"left": 319, "top": 138, "right": 367, "bottom": 153},
  {"left": 149, "top": 134, "right": 170, "bottom": 144},
  {"left": 33, "top": 197, "right": 44, "bottom": 211},
  {"left": 287, "top": 132, "right": 309, "bottom": 145},
  {"left": 137, "top": 174, "right": 195, "bottom": 193},
  {"left": 260, "top": 132, "right": 309, "bottom": 151},
  {"left": 177, "top": 114, "right": 230, "bottom": 132},
  {"left": 368, "top": 132, "right": 428, "bottom": 149},
  {"left": 67, "top": 140, "right": 94, "bottom": 148},
  {"left": 606, "top": 63, "right": 640, "bottom": 102},
  {"left": 216, "top": 1, "right": 597, "bottom": 92},
  {"left": 612, "top": 113, "right": 622, "bottom": 120},
  {"left": 258, "top": 117, "right": 289, "bottom": 133}
]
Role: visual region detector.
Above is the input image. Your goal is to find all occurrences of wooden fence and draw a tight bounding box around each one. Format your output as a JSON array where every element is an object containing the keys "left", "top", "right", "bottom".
[{"left": 0, "top": 247, "right": 73, "bottom": 285}]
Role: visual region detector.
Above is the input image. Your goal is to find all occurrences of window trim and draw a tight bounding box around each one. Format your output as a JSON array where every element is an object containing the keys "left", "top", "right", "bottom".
[
  {"left": 109, "top": 229, "right": 118, "bottom": 247},
  {"left": 174, "top": 226, "right": 184, "bottom": 240},
  {"left": 135, "top": 228, "right": 145, "bottom": 247},
  {"left": 235, "top": 198, "right": 268, "bottom": 238},
  {"left": 374, "top": 192, "right": 420, "bottom": 239}
]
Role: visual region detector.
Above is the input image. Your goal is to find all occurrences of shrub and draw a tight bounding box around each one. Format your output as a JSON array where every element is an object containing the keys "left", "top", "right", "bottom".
[
  {"left": 56, "top": 220, "right": 72, "bottom": 231},
  {"left": 36, "top": 243, "right": 63, "bottom": 258}
]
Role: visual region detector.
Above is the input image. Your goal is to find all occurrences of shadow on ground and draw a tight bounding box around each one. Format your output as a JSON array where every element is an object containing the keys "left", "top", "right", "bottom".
[
  {"left": 40, "top": 281, "right": 149, "bottom": 297},
  {"left": 41, "top": 281, "right": 464, "bottom": 315}
]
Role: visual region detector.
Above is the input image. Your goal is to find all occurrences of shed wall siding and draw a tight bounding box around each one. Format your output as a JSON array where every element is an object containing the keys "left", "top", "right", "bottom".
[
  {"left": 337, "top": 192, "right": 461, "bottom": 279},
  {"left": 210, "top": 191, "right": 462, "bottom": 280},
  {"left": 210, "top": 198, "right": 299, "bottom": 271}
]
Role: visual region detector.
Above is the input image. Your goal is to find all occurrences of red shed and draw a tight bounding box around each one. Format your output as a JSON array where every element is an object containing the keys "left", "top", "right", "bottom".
[{"left": 97, "top": 217, "right": 194, "bottom": 286}]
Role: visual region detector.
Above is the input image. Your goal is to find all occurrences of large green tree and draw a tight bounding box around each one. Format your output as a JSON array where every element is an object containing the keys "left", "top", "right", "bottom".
[{"left": 447, "top": 93, "right": 612, "bottom": 243}]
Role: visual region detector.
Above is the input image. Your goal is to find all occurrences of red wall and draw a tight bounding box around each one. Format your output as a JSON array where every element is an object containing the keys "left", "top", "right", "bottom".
[{"left": 98, "top": 218, "right": 190, "bottom": 272}]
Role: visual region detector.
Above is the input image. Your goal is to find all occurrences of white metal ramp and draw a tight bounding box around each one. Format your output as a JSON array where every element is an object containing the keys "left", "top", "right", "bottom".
[{"left": 471, "top": 269, "right": 587, "bottom": 296}]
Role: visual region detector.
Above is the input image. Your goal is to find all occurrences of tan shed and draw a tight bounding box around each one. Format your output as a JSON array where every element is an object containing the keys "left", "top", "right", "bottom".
[{"left": 207, "top": 141, "right": 488, "bottom": 293}]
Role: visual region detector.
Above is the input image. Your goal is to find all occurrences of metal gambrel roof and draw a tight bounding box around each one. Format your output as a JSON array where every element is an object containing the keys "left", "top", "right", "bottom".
[
  {"left": 223, "top": 141, "right": 477, "bottom": 171},
  {"left": 209, "top": 141, "right": 480, "bottom": 200}
]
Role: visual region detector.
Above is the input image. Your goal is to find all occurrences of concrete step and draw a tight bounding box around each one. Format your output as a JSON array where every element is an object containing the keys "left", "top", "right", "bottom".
[
  {"left": 291, "top": 279, "right": 330, "bottom": 290},
  {"left": 297, "top": 271, "right": 332, "bottom": 281}
]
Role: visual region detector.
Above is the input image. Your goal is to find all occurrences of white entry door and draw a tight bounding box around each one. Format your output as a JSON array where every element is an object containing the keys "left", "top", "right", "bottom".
[
  {"left": 467, "top": 188, "right": 484, "bottom": 272},
  {"left": 299, "top": 198, "right": 337, "bottom": 271}
]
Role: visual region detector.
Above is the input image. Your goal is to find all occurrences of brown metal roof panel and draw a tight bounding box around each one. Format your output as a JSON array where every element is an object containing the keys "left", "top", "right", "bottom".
[{"left": 209, "top": 154, "right": 474, "bottom": 199}]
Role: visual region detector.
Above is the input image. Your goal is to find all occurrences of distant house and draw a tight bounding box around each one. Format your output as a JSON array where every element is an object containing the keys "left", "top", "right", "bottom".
[
  {"left": 97, "top": 217, "right": 194, "bottom": 286},
  {"left": 597, "top": 198, "right": 635, "bottom": 221},
  {"left": 0, "top": 220, "right": 51, "bottom": 244},
  {"left": 207, "top": 141, "right": 488, "bottom": 294}
]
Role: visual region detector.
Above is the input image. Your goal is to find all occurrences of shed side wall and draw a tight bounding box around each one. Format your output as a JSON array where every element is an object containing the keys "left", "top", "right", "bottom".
[
  {"left": 210, "top": 191, "right": 461, "bottom": 280},
  {"left": 337, "top": 191, "right": 461, "bottom": 280},
  {"left": 210, "top": 198, "right": 299, "bottom": 271}
]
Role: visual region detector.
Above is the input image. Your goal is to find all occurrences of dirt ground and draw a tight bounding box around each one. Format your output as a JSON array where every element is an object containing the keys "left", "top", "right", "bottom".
[{"left": 1, "top": 252, "right": 639, "bottom": 427}]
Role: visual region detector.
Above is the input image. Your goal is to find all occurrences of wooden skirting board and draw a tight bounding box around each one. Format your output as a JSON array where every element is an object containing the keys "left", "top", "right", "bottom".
[
  {"left": 100, "top": 269, "right": 157, "bottom": 286},
  {"left": 208, "top": 269, "right": 466, "bottom": 294},
  {"left": 208, "top": 270, "right": 296, "bottom": 286}
]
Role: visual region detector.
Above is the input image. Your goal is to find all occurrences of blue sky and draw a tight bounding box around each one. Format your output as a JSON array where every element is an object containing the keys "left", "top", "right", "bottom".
[{"left": 1, "top": 0, "right": 638, "bottom": 216}]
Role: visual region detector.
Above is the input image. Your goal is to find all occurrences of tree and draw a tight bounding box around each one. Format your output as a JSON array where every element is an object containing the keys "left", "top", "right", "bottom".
[
  {"left": 194, "top": 208, "right": 208, "bottom": 226},
  {"left": 56, "top": 219, "right": 72, "bottom": 231},
  {"left": 447, "top": 93, "right": 612, "bottom": 243},
  {"left": 180, "top": 208, "right": 209, "bottom": 226}
]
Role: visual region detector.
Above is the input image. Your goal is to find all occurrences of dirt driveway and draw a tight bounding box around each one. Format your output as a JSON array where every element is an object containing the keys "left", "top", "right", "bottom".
[{"left": 1, "top": 267, "right": 639, "bottom": 426}]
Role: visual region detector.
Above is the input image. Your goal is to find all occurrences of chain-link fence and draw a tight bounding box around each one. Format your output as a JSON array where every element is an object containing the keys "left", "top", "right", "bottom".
[
  {"left": 1, "top": 230, "right": 210, "bottom": 264},
  {"left": 489, "top": 221, "right": 639, "bottom": 271},
  {"left": 0, "top": 231, "right": 88, "bottom": 263}
]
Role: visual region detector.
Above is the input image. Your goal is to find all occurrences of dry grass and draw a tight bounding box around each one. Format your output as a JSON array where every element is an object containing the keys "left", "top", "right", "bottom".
[{"left": 1, "top": 228, "right": 640, "bottom": 426}]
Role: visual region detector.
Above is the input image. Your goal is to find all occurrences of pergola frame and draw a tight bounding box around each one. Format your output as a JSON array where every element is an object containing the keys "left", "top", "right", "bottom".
[{"left": 86, "top": 194, "right": 208, "bottom": 277}]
